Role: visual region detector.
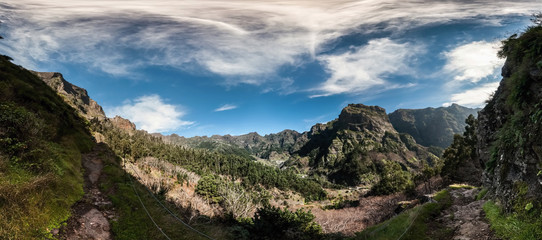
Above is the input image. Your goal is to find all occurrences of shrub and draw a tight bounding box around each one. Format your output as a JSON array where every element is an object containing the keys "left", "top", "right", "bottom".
[{"left": 241, "top": 205, "right": 323, "bottom": 240}]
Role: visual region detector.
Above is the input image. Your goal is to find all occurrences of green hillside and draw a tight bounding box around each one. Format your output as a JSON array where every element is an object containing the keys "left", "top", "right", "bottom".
[{"left": 0, "top": 55, "right": 93, "bottom": 238}]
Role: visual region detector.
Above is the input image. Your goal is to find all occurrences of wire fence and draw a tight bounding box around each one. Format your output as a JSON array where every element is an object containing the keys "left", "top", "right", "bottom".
[
  {"left": 128, "top": 171, "right": 172, "bottom": 240},
  {"left": 128, "top": 164, "right": 216, "bottom": 240}
]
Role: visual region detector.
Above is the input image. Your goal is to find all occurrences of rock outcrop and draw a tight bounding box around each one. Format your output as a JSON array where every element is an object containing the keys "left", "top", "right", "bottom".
[
  {"left": 477, "top": 26, "right": 542, "bottom": 210},
  {"left": 110, "top": 116, "right": 136, "bottom": 132},
  {"left": 389, "top": 104, "right": 479, "bottom": 148},
  {"left": 33, "top": 71, "right": 106, "bottom": 121},
  {"left": 34, "top": 71, "right": 139, "bottom": 136}
]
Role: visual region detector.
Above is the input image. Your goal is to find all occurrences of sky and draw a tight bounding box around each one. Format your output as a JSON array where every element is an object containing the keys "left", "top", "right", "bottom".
[{"left": 0, "top": 0, "right": 540, "bottom": 137}]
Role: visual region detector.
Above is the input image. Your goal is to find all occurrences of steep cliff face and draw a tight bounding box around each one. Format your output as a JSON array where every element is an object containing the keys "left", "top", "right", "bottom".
[
  {"left": 33, "top": 71, "right": 140, "bottom": 139},
  {"left": 33, "top": 71, "right": 106, "bottom": 121},
  {"left": 477, "top": 25, "right": 542, "bottom": 210},
  {"left": 389, "top": 104, "right": 479, "bottom": 148}
]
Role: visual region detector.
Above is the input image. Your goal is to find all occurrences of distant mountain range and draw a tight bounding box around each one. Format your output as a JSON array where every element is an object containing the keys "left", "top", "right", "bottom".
[
  {"left": 156, "top": 104, "right": 479, "bottom": 164},
  {"left": 389, "top": 104, "right": 480, "bottom": 148}
]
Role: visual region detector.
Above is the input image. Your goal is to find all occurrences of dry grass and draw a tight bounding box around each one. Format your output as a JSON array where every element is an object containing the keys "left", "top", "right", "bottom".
[
  {"left": 125, "top": 157, "right": 220, "bottom": 220},
  {"left": 309, "top": 193, "right": 407, "bottom": 235}
]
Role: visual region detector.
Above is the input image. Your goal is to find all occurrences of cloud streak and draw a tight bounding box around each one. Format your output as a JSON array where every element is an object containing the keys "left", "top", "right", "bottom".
[
  {"left": 106, "top": 95, "right": 193, "bottom": 133},
  {"left": 214, "top": 104, "right": 238, "bottom": 112},
  {"left": 312, "top": 38, "right": 422, "bottom": 97}
]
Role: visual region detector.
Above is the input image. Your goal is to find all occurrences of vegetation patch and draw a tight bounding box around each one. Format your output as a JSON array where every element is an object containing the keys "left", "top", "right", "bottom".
[
  {"left": 0, "top": 57, "right": 92, "bottom": 239},
  {"left": 98, "top": 145, "right": 229, "bottom": 240},
  {"left": 94, "top": 122, "right": 327, "bottom": 201},
  {"left": 354, "top": 189, "right": 452, "bottom": 240},
  {"left": 475, "top": 188, "right": 489, "bottom": 201},
  {"left": 483, "top": 201, "right": 542, "bottom": 240},
  {"left": 448, "top": 183, "right": 476, "bottom": 189},
  {"left": 235, "top": 205, "right": 323, "bottom": 240}
]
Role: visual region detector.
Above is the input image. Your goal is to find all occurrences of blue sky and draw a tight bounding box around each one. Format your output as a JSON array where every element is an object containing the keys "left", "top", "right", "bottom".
[{"left": 0, "top": 1, "right": 539, "bottom": 137}]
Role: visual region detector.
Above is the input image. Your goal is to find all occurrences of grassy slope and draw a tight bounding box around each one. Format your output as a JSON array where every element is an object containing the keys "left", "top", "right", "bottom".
[
  {"left": 96, "top": 143, "right": 230, "bottom": 240},
  {"left": 0, "top": 56, "right": 93, "bottom": 239},
  {"left": 353, "top": 189, "right": 452, "bottom": 240},
  {"left": 483, "top": 201, "right": 542, "bottom": 240}
]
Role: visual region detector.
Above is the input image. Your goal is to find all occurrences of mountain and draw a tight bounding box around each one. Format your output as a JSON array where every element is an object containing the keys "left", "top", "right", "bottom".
[
  {"left": 159, "top": 104, "right": 441, "bottom": 191},
  {"left": 477, "top": 25, "right": 542, "bottom": 211},
  {"left": 165, "top": 104, "right": 478, "bottom": 166},
  {"left": 286, "top": 104, "right": 440, "bottom": 189},
  {"left": 158, "top": 129, "right": 307, "bottom": 165},
  {"left": 389, "top": 104, "right": 480, "bottom": 149}
]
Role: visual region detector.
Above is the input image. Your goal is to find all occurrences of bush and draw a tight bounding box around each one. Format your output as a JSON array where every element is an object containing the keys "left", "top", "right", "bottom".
[
  {"left": 370, "top": 160, "right": 413, "bottom": 195},
  {"left": 195, "top": 174, "right": 224, "bottom": 204},
  {"left": 241, "top": 205, "right": 323, "bottom": 240},
  {"left": 484, "top": 201, "right": 542, "bottom": 240}
]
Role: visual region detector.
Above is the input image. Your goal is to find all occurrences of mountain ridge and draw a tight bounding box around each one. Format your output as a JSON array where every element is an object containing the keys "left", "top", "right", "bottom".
[{"left": 389, "top": 103, "right": 480, "bottom": 148}]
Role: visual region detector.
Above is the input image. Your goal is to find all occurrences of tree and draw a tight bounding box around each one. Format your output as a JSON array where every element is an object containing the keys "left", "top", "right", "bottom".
[
  {"left": 531, "top": 12, "right": 542, "bottom": 26},
  {"left": 195, "top": 174, "right": 223, "bottom": 204},
  {"left": 371, "top": 160, "right": 413, "bottom": 195},
  {"left": 246, "top": 205, "right": 322, "bottom": 240},
  {"left": 441, "top": 114, "right": 480, "bottom": 184}
]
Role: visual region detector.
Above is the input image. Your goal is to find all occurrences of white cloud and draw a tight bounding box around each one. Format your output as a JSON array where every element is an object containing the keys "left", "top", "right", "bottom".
[
  {"left": 444, "top": 82, "right": 500, "bottom": 108},
  {"left": 312, "top": 38, "right": 421, "bottom": 97},
  {"left": 443, "top": 41, "right": 505, "bottom": 83},
  {"left": 107, "top": 95, "right": 193, "bottom": 133},
  {"left": 214, "top": 104, "right": 238, "bottom": 112},
  {"left": 0, "top": 0, "right": 538, "bottom": 86}
]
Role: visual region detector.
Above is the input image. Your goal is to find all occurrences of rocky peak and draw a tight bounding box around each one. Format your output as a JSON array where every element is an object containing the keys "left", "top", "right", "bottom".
[
  {"left": 337, "top": 104, "right": 395, "bottom": 135},
  {"left": 33, "top": 71, "right": 106, "bottom": 121},
  {"left": 110, "top": 116, "right": 136, "bottom": 132}
]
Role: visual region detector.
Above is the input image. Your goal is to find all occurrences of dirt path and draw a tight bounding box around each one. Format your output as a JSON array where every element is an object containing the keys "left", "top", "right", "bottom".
[
  {"left": 438, "top": 188, "right": 499, "bottom": 240},
  {"left": 57, "top": 144, "right": 116, "bottom": 240}
]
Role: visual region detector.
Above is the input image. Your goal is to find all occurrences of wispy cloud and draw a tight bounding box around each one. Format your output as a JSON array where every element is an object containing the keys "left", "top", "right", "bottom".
[
  {"left": 311, "top": 38, "right": 422, "bottom": 97},
  {"left": 0, "top": 0, "right": 538, "bottom": 87},
  {"left": 106, "top": 94, "right": 193, "bottom": 133},
  {"left": 443, "top": 41, "right": 505, "bottom": 83},
  {"left": 214, "top": 104, "right": 238, "bottom": 112},
  {"left": 443, "top": 82, "right": 500, "bottom": 108}
]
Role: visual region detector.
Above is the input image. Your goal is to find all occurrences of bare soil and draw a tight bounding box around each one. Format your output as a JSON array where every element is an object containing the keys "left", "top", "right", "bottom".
[{"left": 56, "top": 144, "right": 116, "bottom": 240}]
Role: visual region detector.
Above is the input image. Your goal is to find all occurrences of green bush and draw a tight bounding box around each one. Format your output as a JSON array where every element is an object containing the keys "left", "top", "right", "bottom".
[
  {"left": 370, "top": 160, "right": 413, "bottom": 195},
  {"left": 240, "top": 205, "right": 322, "bottom": 240},
  {"left": 195, "top": 174, "right": 224, "bottom": 204},
  {"left": 484, "top": 201, "right": 542, "bottom": 240}
]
